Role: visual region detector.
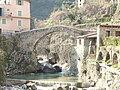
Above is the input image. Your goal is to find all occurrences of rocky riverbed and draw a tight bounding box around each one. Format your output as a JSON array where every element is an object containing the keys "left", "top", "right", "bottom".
[{"left": 0, "top": 79, "right": 107, "bottom": 90}]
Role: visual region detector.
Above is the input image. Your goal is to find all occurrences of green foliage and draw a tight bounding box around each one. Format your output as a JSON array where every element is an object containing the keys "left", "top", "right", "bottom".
[
  {"left": 112, "top": 64, "right": 119, "bottom": 68},
  {"left": 88, "top": 55, "right": 96, "bottom": 61},
  {"left": 105, "top": 60, "right": 110, "bottom": 64},
  {"left": 67, "top": 9, "right": 76, "bottom": 21},
  {"left": 103, "top": 17, "right": 111, "bottom": 22},
  {"left": 52, "top": 53, "right": 59, "bottom": 60},
  {"left": 103, "top": 37, "right": 120, "bottom": 46},
  {"left": 4, "top": 56, "right": 13, "bottom": 64}
]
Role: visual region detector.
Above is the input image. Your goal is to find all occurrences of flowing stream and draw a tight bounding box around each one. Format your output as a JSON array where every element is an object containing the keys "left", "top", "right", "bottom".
[{"left": 7, "top": 73, "right": 78, "bottom": 82}]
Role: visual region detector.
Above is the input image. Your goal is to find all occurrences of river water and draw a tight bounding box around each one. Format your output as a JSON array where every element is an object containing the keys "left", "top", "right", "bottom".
[{"left": 7, "top": 73, "right": 78, "bottom": 82}]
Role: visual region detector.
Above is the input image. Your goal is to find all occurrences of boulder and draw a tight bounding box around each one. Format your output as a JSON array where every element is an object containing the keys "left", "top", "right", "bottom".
[
  {"left": 64, "top": 85, "right": 69, "bottom": 90},
  {"left": 43, "top": 65, "right": 56, "bottom": 73},
  {"left": 57, "top": 86, "right": 64, "bottom": 90},
  {"left": 72, "top": 87, "right": 78, "bottom": 90},
  {"left": 24, "top": 64, "right": 37, "bottom": 73},
  {"left": 76, "top": 82, "right": 82, "bottom": 88},
  {"left": 31, "top": 85, "right": 37, "bottom": 90},
  {"left": 54, "top": 66, "right": 62, "bottom": 72}
]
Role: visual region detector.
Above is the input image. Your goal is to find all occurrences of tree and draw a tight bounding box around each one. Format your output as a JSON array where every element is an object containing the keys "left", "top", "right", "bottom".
[{"left": 0, "top": 49, "right": 5, "bottom": 85}]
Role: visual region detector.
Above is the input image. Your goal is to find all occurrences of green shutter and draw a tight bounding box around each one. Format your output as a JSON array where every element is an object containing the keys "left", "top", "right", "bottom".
[
  {"left": 2, "top": 19, "right": 6, "bottom": 24},
  {"left": 16, "top": 0, "right": 18, "bottom": 5},
  {"left": 18, "top": 20, "right": 22, "bottom": 26},
  {"left": 2, "top": 8, "right": 4, "bottom": 16},
  {"left": 22, "top": 0, "right": 23, "bottom": 5},
  {"left": 18, "top": 11, "right": 22, "bottom": 16}
]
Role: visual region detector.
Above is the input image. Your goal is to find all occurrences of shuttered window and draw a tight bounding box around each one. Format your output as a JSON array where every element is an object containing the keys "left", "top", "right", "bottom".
[
  {"left": 2, "top": 8, "right": 4, "bottom": 16},
  {"left": 0, "top": 8, "right": 4, "bottom": 16},
  {"left": 2, "top": 18, "right": 7, "bottom": 24},
  {"left": 18, "top": 20, "right": 22, "bottom": 26},
  {"left": 18, "top": 11, "right": 22, "bottom": 16},
  {"left": 16, "top": 0, "right": 23, "bottom": 5},
  {"left": 116, "top": 31, "right": 120, "bottom": 37}
]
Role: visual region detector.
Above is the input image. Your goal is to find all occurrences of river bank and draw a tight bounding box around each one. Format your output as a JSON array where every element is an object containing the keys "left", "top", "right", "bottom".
[{"left": 0, "top": 79, "right": 107, "bottom": 90}]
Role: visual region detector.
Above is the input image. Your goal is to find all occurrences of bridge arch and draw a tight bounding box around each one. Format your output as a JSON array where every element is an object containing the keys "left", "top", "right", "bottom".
[
  {"left": 105, "top": 52, "right": 110, "bottom": 62},
  {"left": 97, "top": 51, "right": 103, "bottom": 61},
  {"left": 113, "top": 53, "right": 118, "bottom": 65},
  {"left": 32, "top": 26, "right": 82, "bottom": 54}
]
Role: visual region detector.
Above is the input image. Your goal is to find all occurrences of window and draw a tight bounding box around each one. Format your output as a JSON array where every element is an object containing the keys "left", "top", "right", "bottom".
[
  {"left": 79, "top": 39, "right": 81, "bottom": 44},
  {"left": 18, "top": 11, "right": 22, "bottom": 16},
  {"left": 0, "top": 0, "right": 11, "bottom": 4},
  {"left": 115, "top": 31, "right": 120, "bottom": 37},
  {"left": 0, "top": 28, "right": 2, "bottom": 34},
  {"left": 0, "top": 8, "right": 4, "bottom": 16},
  {"left": 16, "top": 0, "right": 23, "bottom": 5},
  {"left": 4, "top": 0, "right": 6, "bottom": 4},
  {"left": 106, "top": 31, "right": 110, "bottom": 37},
  {"left": 2, "top": 18, "right": 6, "bottom": 24},
  {"left": 18, "top": 20, "right": 22, "bottom": 26}
]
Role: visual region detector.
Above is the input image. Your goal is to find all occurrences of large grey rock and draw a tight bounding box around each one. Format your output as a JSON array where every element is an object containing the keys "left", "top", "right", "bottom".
[
  {"left": 76, "top": 82, "right": 82, "bottom": 88},
  {"left": 57, "top": 86, "right": 64, "bottom": 90},
  {"left": 31, "top": 85, "right": 37, "bottom": 90},
  {"left": 54, "top": 66, "right": 62, "bottom": 72},
  {"left": 43, "top": 65, "right": 57, "bottom": 73}
]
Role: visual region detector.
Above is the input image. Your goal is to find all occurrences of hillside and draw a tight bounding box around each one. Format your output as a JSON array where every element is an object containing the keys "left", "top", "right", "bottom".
[
  {"left": 31, "top": 0, "right": 120, "bottom": 29},
  {"left": 30, "top": 0, "right": 62, "bottom": 19}
]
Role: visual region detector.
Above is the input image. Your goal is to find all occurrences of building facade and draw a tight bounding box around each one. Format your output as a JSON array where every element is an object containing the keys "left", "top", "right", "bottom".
[
  {"left": 0, "top": 0, "right": 30, "bottom": 33},
  {"left": 96, "top": 25, "right": 120, "bottom": 67},
  {"left": 97, "top": 25, "right": 120, "bottom": 47}
]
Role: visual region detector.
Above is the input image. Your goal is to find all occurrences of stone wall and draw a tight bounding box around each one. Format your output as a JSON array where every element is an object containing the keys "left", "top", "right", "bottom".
[
  {"left": 83, "top": 46, "right": 120, "bottom": 89},
  {"left": 87, "top": 61, "right": 120, "bottom": 90},
  {"left": 97, "top": 46, "right": 120, "bottom": 65}
]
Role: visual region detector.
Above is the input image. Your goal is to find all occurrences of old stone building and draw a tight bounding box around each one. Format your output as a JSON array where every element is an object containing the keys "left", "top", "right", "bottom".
[
  {"left": 75, "top": 33, "right": 96, "bottom": 60},
  {"left": 96, "top": 25, "right": 120, "bottom": 65},
  {"left": 97, "top": 25, "right": 120, "bottom": 47}
]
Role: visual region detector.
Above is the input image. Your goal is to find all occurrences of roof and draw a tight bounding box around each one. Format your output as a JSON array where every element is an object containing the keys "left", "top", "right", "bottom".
[
  {"left": 100, "top": 24, "right": 120, "bottom": 28},
  {"left": 76, "top": 33, "right": 97, "bottom": 39}
]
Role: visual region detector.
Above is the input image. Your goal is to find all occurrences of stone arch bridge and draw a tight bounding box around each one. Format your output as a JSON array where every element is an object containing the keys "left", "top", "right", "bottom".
[
  {"left": 14, "top": 25, "right": 94, "bottom": 56},
  {"left": 3, "top": 25, "right": 95, "bottom": 74}
]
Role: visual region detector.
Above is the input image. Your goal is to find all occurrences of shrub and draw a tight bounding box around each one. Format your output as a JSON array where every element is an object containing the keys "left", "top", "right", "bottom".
[
  {"left": 112, "top": 64, "right": 118, "bottom": 68},
  {"left": 103, "top": 37, "right": 120, "bottom": 46}
]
